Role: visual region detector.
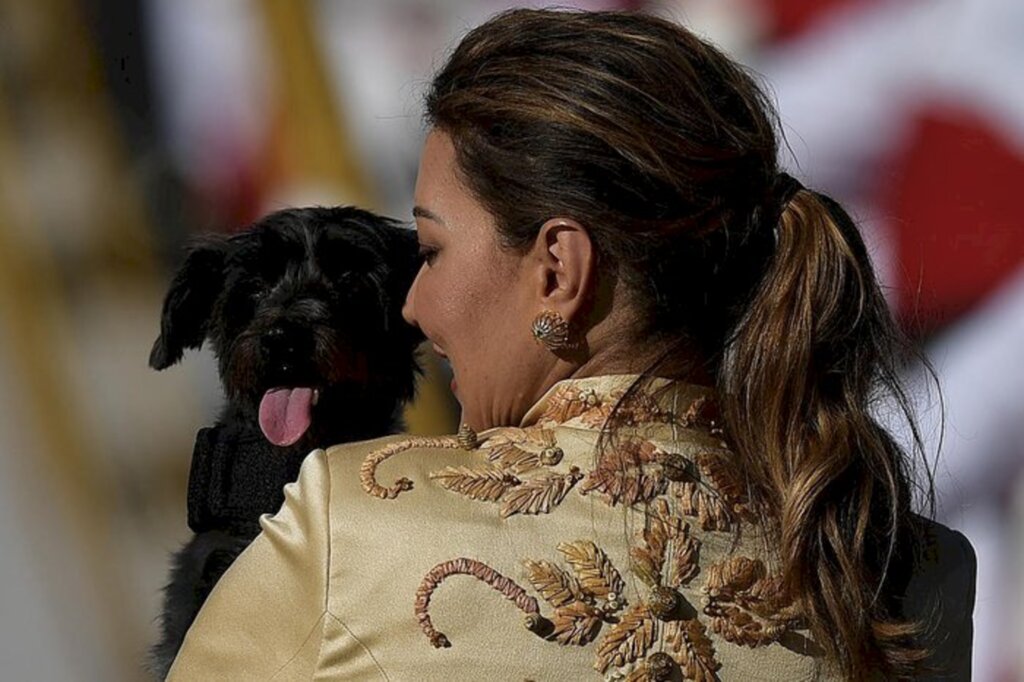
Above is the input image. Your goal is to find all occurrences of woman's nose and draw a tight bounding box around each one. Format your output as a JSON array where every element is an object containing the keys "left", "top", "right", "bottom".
[{"left": 401, "top": 274, "right": 418, "bottom": 327}]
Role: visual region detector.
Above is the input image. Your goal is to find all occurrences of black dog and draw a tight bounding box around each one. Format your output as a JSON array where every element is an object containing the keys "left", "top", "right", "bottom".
[{"left": 147, "top": 206, "right": 423, "bottom": 678}]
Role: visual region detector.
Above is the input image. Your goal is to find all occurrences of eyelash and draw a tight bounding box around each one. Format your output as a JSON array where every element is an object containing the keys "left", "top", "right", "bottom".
[{"left": 418, "top": 245, "right": 439, "bottom": 265}]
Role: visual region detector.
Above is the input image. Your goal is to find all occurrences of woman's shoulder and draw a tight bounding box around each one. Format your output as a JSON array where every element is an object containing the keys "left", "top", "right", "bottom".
[
  {"left": 904, "top": 516, "right": 976, "bottom": 605},
  {"left": 901, "top": 516, "right": 976, "bottom": 680}
]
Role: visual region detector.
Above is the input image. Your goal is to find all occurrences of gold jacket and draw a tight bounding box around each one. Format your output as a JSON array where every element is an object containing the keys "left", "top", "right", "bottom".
[{"left": 167, "top": 375, "right": 975, "bottom": 681}]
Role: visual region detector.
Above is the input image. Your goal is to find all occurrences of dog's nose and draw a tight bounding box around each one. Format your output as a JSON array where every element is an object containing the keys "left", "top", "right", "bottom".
[{"left": 263, "top": 326, "right": 298, "bottom": 358}]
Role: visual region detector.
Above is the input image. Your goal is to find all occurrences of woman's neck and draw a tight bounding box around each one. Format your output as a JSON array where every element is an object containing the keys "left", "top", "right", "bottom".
[{"left": 552, "top": 306, "right": 713, "bottom": 387}]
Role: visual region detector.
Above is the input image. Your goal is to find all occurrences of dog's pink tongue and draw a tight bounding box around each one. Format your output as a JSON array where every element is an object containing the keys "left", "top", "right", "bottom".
[{"left": 259, "top": 388, "right": 314, "bottom": 447}]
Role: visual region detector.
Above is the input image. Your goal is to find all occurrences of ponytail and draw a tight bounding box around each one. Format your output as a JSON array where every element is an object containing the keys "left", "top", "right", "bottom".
[{"left": 720, "top": 188, "right": 931, "bottom": 678}]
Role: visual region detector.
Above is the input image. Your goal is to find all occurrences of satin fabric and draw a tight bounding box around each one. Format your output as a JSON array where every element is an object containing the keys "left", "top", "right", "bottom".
[{"left": 167, "top": 375, "right": 974, "bottom": 680}]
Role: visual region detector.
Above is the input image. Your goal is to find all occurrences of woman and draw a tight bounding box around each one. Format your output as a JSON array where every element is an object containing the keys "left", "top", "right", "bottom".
[{"left": 167, "top": 9, "right": 974, "bottom": 680}]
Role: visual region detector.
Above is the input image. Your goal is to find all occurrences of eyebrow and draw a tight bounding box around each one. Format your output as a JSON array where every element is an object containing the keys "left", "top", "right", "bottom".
[{"left": 412, "top": 205, "right": 446, "bottom": 227}]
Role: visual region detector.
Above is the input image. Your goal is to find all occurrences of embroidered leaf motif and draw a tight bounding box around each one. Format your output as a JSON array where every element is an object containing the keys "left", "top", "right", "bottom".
[
  {"left": 651, "top": 497, "right": 683, "bottom": 538},
  {"left": 702, "top": 556, "right": 800, "bottom": 647},
  {"left": 622, "top": 665, "right": 652, "bottom": 682},
  {"left": 523, "top": 559, "right": 587, "bottom": 608},
  {"left": 679, "top": 395, "right": 719, "bottom": 429},
  {"left": 630, "top": 506, "right": 671, "bottom": 588},
  {"left": 608, "top": 439, "right": 661, "bottom": 466},
  {"left": 580, "top": 388, "right": 678, "bottom": 428},
  {"left": 593, "top": 604, "right": 657, "bottom": 673},
  {"left": 704, "top": 555, "right": 763, "bottom": 594},
  {"left": 580, "top": 439, "right": 666, "bottom": 506},
  {"left": 694, "top": 452, "right": 751, "bottom": 519},
  {"left": 557, "top": 540, "right": 625, "bottom": 601},
  {"left": 578, "top": 402, "right": 615, "bottom": 428},
  {"left": 629, "top": 545, "right": 663, "bottom": 590},
  {"left": 583, "top": 468, "right": 667, "bottom": 507},
  {"left": 666, "top": 619, "right": 721, "bottom": 682},
  {"left": 500, "top": 467, "right": 583, "bottom": 518},
  {"left": 549, "top": 600, "right": 603, "bottom": 646},
  {"left": 669, "top": 523, "right": 702, "bottom": 588},
  {"left": 539, "top": 385, "right": 602, "bottom": 424},
  {"left": 429, "top": 465, "right": 521, "bottom": 502},
  {"left": 674, "top": 480, "right": 732, "bottom": 531},
  {"left": 486, "top": 443, "right": 542, "bottom": 474}
]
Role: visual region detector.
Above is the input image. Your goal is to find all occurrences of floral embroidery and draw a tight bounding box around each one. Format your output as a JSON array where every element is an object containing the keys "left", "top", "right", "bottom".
[
  {"left": 678, "top": 395, "right": 720, "bottom": 431},
  {"left": 672, "top": 450, "right": 753, "bottom": 532},
  {"left": 429, "top": 465, "right": 521, "bottom": 502},
  {"left": 403, "top": 379, "right": 802, "bottom": 677},
  {"left": 578, "top": 388, "right": 679, "bottom": 429},
  {"left": 415, "top": 557, "right": 539, "bottom": 648},
  {"left": 556, "top": 540, "right": 626, "bottom": 605},
  {"left": 594, "top": 603, "right": 657, "bottom": 673},
  {"left": 522, "top": 559, "right": 588, "bottom": 609},
  {"left": 538, "top": 385, "right": 604, "bottom": 424},
  {"left": 548, "top": 600, "right": 605, "bottom": 646},
  {"left": 665, "top": 619, "right": 720, "bottom": 682},
  {"left": 509, "top": 494, "right": 797, "bottom": 678},
  {"left": 421, "top": 389, "right": 746, "bottom": 530},
  {"left": 630, "top": 498, "right": 701, "bottom": 591},
  {"left": 701, "top": 556, "right": 800, "bottom": 648},
  {"left": 580, "top": 438, "right": 667, "bottom": 506},
  {"left": 515, "top": 536, "right": 716, "bottom": 678},
  {"left": 501, "top": 468, "right": 583, "bottom": 518}
]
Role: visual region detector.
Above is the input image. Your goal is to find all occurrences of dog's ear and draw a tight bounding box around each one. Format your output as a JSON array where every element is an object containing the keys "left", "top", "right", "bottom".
[{"left": 149, "top": 237, "right": 228, "bottom": 370}]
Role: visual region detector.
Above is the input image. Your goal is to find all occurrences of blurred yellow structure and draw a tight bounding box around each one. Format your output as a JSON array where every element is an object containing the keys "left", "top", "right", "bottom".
[{"left": 0, "top": 1, "right": 455, "bottom": 679}]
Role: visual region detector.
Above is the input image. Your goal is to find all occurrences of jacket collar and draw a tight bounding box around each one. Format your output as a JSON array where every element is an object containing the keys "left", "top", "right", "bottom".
[{"left": 519, "top": 373, "right": 717, "bottom": 430}]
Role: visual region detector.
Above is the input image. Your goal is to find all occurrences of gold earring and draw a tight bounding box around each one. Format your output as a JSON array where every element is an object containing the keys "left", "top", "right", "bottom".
[{"left": 531, "top": 310, "right": 572, "bottom": 352}]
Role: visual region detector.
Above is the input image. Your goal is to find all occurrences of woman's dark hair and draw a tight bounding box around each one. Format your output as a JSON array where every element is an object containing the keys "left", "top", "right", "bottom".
[{"left": 426, "top": 9, "right": 933, "bottom": 678}]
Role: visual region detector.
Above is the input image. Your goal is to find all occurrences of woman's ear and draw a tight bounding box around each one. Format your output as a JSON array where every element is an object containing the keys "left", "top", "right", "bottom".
[{"left": 530, "top": 218, "right": 596, "bottom": 321}]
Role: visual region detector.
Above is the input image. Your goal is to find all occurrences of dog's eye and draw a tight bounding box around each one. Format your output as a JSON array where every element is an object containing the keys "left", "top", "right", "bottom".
[{"left": 250, "top": 289, "right": 266, "bottom": 301}]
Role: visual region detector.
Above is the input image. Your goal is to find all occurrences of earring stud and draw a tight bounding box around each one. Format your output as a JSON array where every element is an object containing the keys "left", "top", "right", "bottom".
[{"left": 531, "top": 310, "right": 572, "bottom": 352}]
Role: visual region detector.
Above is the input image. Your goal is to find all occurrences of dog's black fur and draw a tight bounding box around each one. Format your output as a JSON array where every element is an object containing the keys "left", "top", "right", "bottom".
[{"left": 147, "top": 206, "right": 423, "bottom": 678}]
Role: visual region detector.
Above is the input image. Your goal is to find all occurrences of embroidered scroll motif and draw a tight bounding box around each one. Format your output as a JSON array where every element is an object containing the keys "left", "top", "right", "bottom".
[
  {"left": 415, "top": 557, "right": 539, "bottom": 648},
  {"left": 361, "top": 435, "right": 465, "bottom": 499},
  {"left": 426, "top": 399, "right": 744, "bottom": 527},
  {"left": 416, "top": 542, "right": 796, "bottom": 677},
  {"left": 701, "top": 556, "right": 800, "bottom": 648},
  {"left": 406, "top": 381, "right": 803, "bottom": 677}
]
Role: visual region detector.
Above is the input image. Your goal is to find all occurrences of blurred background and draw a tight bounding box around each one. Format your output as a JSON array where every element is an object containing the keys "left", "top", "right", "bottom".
[{"left": 0, "top": 0, "right": 1020, "bottom": 679}]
